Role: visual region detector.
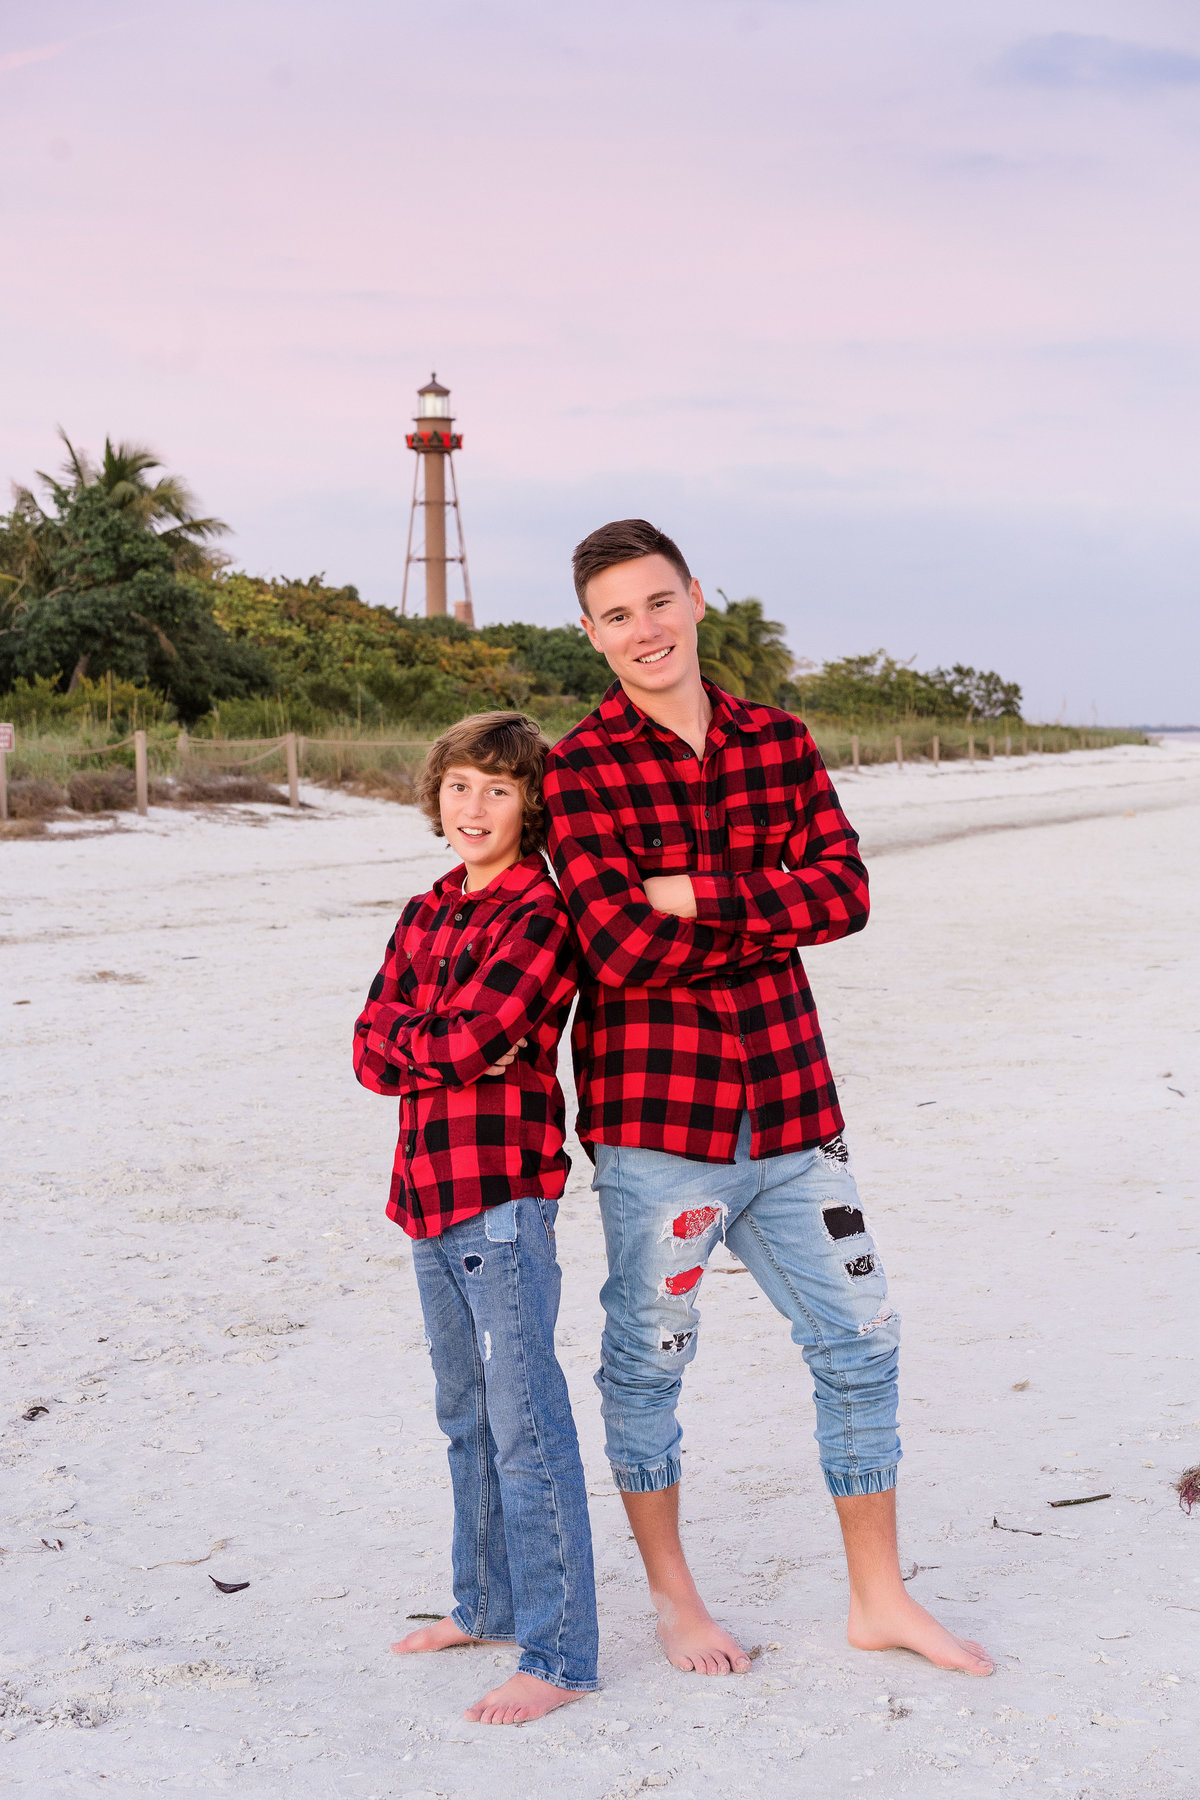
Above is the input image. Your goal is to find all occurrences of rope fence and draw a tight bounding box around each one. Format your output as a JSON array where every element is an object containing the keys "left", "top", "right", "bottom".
[
  {"left": 0, "top": 721, "right": 1131, "bottom": 825},
  {"left": 72, "top": 735, "right": 136, "bottom": 757}
]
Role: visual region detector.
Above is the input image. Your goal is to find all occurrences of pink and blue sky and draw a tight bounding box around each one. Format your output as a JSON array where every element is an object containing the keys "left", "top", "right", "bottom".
[{"left": 3, "top": 0, "right": 1199, "bottom": 722}]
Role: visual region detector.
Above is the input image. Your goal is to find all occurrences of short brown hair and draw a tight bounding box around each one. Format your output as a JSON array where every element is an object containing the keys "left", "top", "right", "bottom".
[
  {"left": 417, "top": 712, "right": 550, "bottom": 856},
  {"left": 572, "top": 519, "right": 692, "bottom": 613}
]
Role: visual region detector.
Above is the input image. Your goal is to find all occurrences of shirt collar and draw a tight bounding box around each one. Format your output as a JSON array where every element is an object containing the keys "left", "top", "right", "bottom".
[
  {"left": 433, "top": 851, "right": 547, "bottom": 907},
  {"left": 597, "top": 677, "right": 766, "bottom": 745}
]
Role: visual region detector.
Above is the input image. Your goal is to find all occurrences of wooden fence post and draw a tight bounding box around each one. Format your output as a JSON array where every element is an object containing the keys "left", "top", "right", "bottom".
[
  {"left": 134, "top": 729, "right": 148, "bottom": 816},
  {"left": 177, "top": 729, "right": 189, "bottom": 767},
  {"left": 895, "top": 734, "right": 903, "bottom": 770},
  {"left": 931, "top": 734, "right": 939, "bottom": 768},
  {"left": 285, "top": 732, "right": 300, "bottom": 810},
  {"left": 1005, "top": 733, "right": 1012, "bottom": 756},
  {"left": 987, "top": 734, "right": 996, "bottom": 760},
  {"left": 851, "top": 734, "right": 860, "bottom": 773},
  {"left": 1038, "top": 734, "right": 1044, "bottom": 754},
  {"left": 968, "top": 733, "right": 975, "bottom": 765},
  {"left": 0, "top": 721, "right": 11, "bottom": 821},
  {"left": 1021, "top": 734, "right": 1028, "bottom": 756}
]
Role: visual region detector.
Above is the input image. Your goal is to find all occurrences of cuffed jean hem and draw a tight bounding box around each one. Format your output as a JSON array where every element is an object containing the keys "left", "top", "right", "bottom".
[
  {"left": 609, "top": 1457, "right": 682, "bottom": 1494},
  {"left": 823, "top": 1463, "right": 899, "bottom": 1499},
  {"left": 517, "top": 1658, "right": 600, "bottom": 1692}
]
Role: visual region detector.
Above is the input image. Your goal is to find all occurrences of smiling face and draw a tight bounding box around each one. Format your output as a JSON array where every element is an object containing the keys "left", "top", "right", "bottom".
[
  {"left": 580, "top": 553, "right": 706, "bottom": 703},
  {"left": 438, "top": 764, "right": 527, "bottom": 891}
]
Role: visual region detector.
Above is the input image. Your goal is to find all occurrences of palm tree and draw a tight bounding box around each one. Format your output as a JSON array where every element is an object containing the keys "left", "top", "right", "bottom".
[
  {"left": 697, "top": 593, "right": 794, "bottom": 704},
  {"left": 34, "top": 429, "right": 229, "bottom": 570}
]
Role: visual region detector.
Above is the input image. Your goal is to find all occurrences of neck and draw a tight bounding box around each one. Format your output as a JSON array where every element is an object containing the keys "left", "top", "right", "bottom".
[
  {"left": 621, "top": 666, "right": 712, "bottom": 759},
  {"left": 463, "top": 853, "right": 521, "bottom": 894}
]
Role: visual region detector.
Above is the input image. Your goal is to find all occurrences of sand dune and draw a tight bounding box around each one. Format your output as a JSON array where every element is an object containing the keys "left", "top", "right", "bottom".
[{"left": 2, "top": 740, "right": 1198, "bottom": 1798}]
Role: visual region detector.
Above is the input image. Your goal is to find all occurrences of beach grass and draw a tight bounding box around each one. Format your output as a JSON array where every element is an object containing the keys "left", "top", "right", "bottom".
[{"left": 2, "top": 714, "right": 1150, "bottom": 820}]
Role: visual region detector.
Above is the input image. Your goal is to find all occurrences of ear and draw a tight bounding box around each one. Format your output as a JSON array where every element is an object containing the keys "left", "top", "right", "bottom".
[
  {"left": 580, "top": 611, "right": 602, "bottom": 651},
  {"left": 690, "top": 578, "right": 706, "bottom": 623}
]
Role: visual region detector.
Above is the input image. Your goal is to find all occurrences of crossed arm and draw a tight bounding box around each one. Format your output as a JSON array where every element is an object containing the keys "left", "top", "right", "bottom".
[
  {"left": 353, "top": 904, "right": 575, "bottom": 1094},
  {"left": 543, "top": 752, "right": 869, "bottom": 989}
]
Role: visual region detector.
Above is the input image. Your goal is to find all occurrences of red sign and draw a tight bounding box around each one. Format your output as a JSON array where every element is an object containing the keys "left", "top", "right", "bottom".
[{"left": 0, "top": 723, "right": 14, "bottom": 751}]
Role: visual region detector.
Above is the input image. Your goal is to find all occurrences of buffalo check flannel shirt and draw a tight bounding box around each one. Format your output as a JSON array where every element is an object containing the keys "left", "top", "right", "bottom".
[
  {"left": 352, "top": 853, "right": 577, "bottom": 1237},
  {"left": 543, "top": 680, "right": 870, "bottom": 1164}
]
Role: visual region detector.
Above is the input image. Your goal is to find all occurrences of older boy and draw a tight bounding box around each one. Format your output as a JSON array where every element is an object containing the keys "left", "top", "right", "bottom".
[
  {"left": 543, "top": 521, "right": 993, "bottom": 1680},
  {"left": 354, "top": 712, "right": 598, "bottom": 1724}
]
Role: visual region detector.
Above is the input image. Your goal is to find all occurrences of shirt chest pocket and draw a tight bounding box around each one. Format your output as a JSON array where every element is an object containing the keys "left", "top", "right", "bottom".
[
  {"left": 725, "top": 801, "right": 793, "bottom": 870},
  {"left": 624, "top": 818, "right": 696, "bottom": 875}
]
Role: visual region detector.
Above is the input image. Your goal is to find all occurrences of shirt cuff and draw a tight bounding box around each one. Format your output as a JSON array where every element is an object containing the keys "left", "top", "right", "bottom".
[{"left": 689, "top": 872, "right": 740, "bottom": 928}]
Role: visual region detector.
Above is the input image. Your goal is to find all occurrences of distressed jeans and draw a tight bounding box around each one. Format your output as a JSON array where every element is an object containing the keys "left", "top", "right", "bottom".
[
  {"left": 592, "top": 1115, "right": 901, "bottom": 1499},
  {"left": 410, "top": 1197, "right": 599, "bottom": 1691}
]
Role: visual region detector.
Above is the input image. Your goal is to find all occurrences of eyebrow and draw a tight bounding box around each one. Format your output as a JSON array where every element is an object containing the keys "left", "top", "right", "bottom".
[{"left": 597, "top": 589, "right": 677, "bottom": 623}]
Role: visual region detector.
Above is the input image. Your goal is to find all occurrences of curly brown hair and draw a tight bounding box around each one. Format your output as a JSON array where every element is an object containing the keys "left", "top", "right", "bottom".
[{"left": 416, "top": 712, "right": 551, "bottom": 856}]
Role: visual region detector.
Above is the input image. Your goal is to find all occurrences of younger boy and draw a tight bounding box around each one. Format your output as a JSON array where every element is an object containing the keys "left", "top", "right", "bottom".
[{"left": 353, "top": 712, "right": 598, "bottom": 1725}]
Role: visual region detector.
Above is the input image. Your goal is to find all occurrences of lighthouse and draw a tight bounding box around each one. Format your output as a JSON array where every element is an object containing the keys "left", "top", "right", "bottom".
[{"left": 402, "top": 374, "right": 474, "bottom": 625}]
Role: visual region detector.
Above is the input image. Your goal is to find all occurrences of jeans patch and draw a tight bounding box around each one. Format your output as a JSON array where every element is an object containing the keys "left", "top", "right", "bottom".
[
  {"left": 661, "top": 1265, "right": 703, "bottom": 1296},
  {"left": 822, "top": 1202, "right": 866, "bottom": 1241},
  {"left": 670, "top": 1205, "right": 724, "bottom": 1241},
  {"left": 660, "top": 1329, "right": 695, "bottom": 1355},
  {"left": 845, "top": 1253, "right": 876, "bottom": 1279},
  {"left": 463, "top": 1253, "right": 484, "bottom": 1274},
  {"left": 819, "top": 1132, "right": 850, "bottom": 1165}
]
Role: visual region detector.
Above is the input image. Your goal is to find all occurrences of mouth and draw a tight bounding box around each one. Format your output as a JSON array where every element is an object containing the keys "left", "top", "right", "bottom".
[
  {"left": 457, "top": 826, "right": 490, "bottom": 840},
  {"left": 635, "top": 645, "right": 673, "bottom": 666}
]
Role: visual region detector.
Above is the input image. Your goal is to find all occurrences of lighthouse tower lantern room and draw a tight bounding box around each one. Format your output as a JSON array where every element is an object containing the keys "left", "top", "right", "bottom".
[{"left": 402, "top": 374, "right": 474, "bottom": 625}]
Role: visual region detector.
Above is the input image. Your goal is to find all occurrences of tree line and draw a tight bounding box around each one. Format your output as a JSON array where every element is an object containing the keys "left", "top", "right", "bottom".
[{"left": 0, "top": 433, "right": 1023, "bottom": 731}]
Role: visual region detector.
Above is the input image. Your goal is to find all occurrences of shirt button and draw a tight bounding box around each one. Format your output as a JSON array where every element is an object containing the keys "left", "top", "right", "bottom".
[
  {"left": 651, "top": 836, "right": 662, "bottom": 847},
  {"left": 454, "top": 911, "right": 463, "bottom": 922},
  {"left": 439, "top": 957, "right": 447, "bottom": 967}
]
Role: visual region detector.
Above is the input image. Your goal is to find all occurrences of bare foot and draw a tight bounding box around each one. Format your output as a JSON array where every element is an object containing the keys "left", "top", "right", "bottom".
[
  {"left": 655, "top": 1594, "right": 752, "bottom": 1675},
  {"left": 848, "top": 1592, "right": 994, "bottom": 1675},
  {"left": 391, "top": 1615, "right": 502, "bottom": 1655},
  {"left": 464, "top": 1671, "right": 586, "bottom": 1724}
]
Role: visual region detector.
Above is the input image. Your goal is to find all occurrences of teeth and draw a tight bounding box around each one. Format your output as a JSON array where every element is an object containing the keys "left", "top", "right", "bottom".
[{"left": 638, "top": 647, "right": 672, "bottom": 664}]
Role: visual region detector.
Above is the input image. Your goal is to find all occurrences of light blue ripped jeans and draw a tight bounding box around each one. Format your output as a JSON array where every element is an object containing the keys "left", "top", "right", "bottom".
[{"left": 592, "top": 1116, "right": 901, "bottom": 1499}]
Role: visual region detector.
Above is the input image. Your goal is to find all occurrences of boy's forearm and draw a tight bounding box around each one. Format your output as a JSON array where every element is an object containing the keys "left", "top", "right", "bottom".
[{"left": 689, "top": 855, "right": 870, "bottom": 945}]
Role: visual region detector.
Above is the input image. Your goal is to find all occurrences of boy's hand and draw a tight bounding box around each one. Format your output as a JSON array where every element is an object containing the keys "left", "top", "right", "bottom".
[
  {"left": 643, "top": 874, "right": 698, "bottom": 920},
  {"left": 483, "top": 1037, "right": 527, "bottom": 1077}
]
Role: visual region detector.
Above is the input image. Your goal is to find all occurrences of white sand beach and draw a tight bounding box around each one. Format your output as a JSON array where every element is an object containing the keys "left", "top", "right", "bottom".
[{"left": 2, "top": 740, "right": 1198, "bottom": 1800}]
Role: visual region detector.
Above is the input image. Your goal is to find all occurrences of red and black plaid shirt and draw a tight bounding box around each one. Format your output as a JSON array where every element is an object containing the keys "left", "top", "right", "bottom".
[
  {"left": 543, "top": 681, "right": 869, "bottom": 1164},
  {"left": 353, "top": 853, "right": 577, "bottom": 1237}
]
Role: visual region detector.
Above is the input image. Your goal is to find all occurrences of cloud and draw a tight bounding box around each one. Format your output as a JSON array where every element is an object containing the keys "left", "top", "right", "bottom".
[
  {"left": 997, "top": 32, "right": 1200, "bottom": 91},
  {"left": 0, "top": 42, "right": 69, "bottom": 76}
]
